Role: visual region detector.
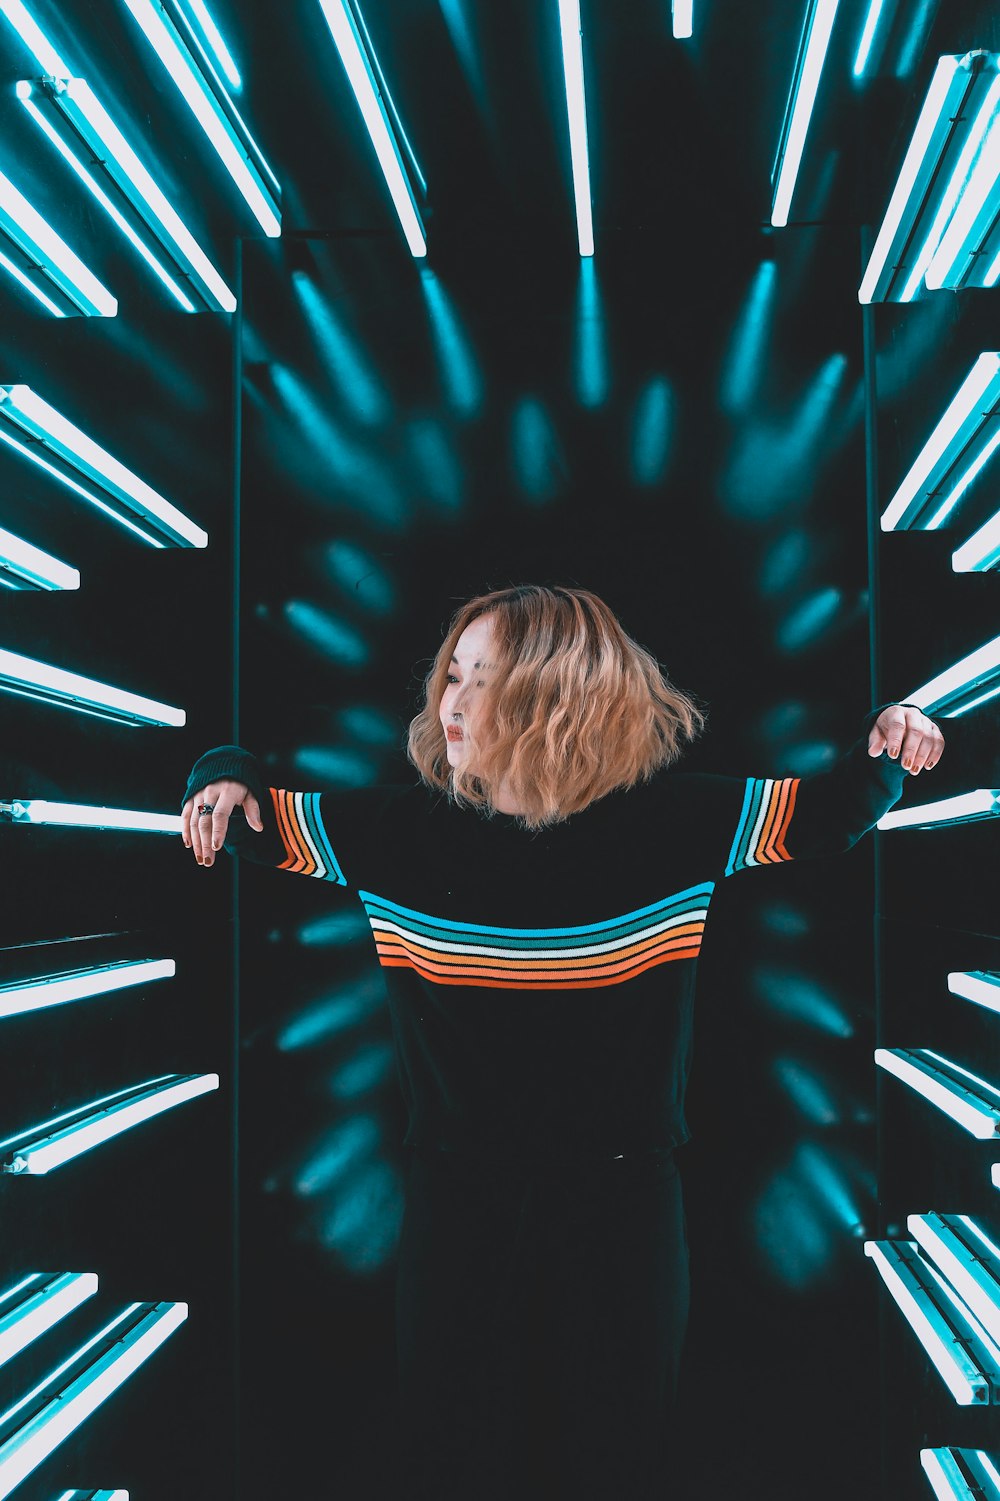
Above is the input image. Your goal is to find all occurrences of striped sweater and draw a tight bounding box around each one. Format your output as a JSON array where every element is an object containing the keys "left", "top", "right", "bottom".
[{"left": 182, "top": 701, "right": 917, "bottom": 1159}]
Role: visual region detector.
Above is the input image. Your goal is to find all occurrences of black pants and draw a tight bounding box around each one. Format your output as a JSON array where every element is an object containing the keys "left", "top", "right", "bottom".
[{"left": 395, "top": 1144, "right": 690, "bottom": 1501}]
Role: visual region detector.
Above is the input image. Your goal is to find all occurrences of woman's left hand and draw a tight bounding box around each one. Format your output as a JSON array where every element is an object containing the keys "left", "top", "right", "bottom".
[{"left": 867, "top": 704, "right": 944, "bottom": 773}]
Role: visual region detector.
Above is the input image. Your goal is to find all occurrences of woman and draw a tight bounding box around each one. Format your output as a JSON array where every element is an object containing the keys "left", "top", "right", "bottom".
[{"left": 181, "top": 583, "right": 944, "bottom": 1501}]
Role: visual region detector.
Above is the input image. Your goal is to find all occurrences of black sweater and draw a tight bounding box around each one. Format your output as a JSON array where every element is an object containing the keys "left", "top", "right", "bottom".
[{"left": 182, "top": 702, "right": 923, "bottom": 1160}]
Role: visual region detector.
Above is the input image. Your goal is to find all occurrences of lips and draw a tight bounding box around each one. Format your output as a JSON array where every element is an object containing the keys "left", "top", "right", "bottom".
[{"left": 446, "top": 727, "right": 464, "bottom": 742}]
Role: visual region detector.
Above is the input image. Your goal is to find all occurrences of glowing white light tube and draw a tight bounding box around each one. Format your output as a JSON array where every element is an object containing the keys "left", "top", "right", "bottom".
[
  {"left": 671, "top": 0, "right": 693, "bottom": 38},
  {"left": 184, "top": 0, "right": 241, "bottom": 88},
  {"left": 770, "top": 0, "right": 840, "bottom": 228},
  {"left": 120, "top": 0, "right": 279, "bottom": 236},
  {"left": 994, "top": 1164, "right": 1000, "bottom": 1192},
  {"left": 0, "top": 960, "right": 175, "bottom": 1020},
  {"left": 875, "top": 1048, "right": 1000, "bottom": 1138},
  {"left": 54, "top": 1491, "right": 129, "bottom": 1500},
  {"left": 0, "top": 166, "right": 116, "bottom": 316},
  {"left": 1, "top": 801, "right": 183, "bottom": 833},
  {"left": 0, "top": 385, "right": 207, "bottom": 548},
  {"left": 949, "top": 971, "right": 1000, "bottom": 1016},
  {"left": 903, "top": 633, "right": 1000, "bottom": 718},
  {"left": 864, "top": 1240, "right": 999, "bottom": 1404},
  {"left": 0, "top": 1273, "right": 97, "bottom": 1368},
  {"left": 0, "top": 647, "right": 184, "bottom": 727},
  {"left": 23, "top": 76, "right": 235, "bottom": 311},
  {"left": 317, "top": 0, "right": 426, "bottom": 257},
  {"left": 877, "top": 789, "right": 1000, "bottom": 831},
  {"left": 557, "top": 0, "right": 594, "bottom": 256},
  {"left": 954, "top": 507, "right": 1000, "bottom": 573},
  {"left": 881, "top": 354, "right": 1000, "bottom": 531},
  {"left": 0, "top": 1074, "right": 219, "bottom": 1176},
  {"left": 926, "top": 74, "right": 1000, "bottom": 291},
  {"left": 909, "top": 1214, "right": 1000, "bottom": 1349},
  {"left": 0, "top": 525, "right": 78, "bottom": 591},
  {"left": 0, "top": 0, "right": 70, "bottom": 74},
  {"left": 0, "top": 1301, "right": 186, "bottom": 1498},
  {"left": 921, "top": 1448, "right": 1000, "bottom": 1501}
]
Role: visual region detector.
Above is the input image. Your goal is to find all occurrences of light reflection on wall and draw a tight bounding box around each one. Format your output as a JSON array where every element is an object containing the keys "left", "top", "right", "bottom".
[
  {"left": 419, "top": 269, "right": 483, "bottom": 417},
  {"left": 282, "top": 598, "right": 370, "bottom": 666},
  {"left": 406, "top": 416, "right": 465, "bottom": 513},
  {"left": 719, "top": 260, "right": 776, "bottom": 416},
  {"left": 276, "top": 978, "right": 384, "bottom": 1052},
  {"left": 290, "top": 745, "right": 378, "bottom": 785},
  {"left": 290, "top": 269, "right": 390, "bottom": 427},
  {"left": 321, "top": 540, "right": 397, "bottom": 614},
  {"left": 328, "top": 1041, "right": 395, "bottom": 1099},
  {"left": 750, "top": 965, "right": 856, "bottom": 1038},
  {"left": 752, "top": 1141, "right": 871, "bottom": 1288},
  {"left": 629, "top": 376, "right": 674, "bottom": 486},
  {"left": 573, "top": 258, "right": 608, "bottom": 408},
  {"left": 510, "top": 396, "right": 566, "bottom": 504}
]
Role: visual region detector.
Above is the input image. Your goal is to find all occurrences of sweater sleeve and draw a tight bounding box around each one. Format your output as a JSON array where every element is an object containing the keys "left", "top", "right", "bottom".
[
  {"left": 181, "top": 743, "right": 407, "bottom": 890},
  {"left": 713, "top": 701, "right": 934, "bottom": 879}
]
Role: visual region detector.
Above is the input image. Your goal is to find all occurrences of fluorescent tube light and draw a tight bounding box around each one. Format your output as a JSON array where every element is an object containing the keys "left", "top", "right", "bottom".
[
  {"left": 922, "top": 1449, "right": 1000, "bottom": 1501},
  {"left": 0, "top": 166, "right": 115, "bottom": 315},
  {"left": 859, "top": 52, "right": 1000, "bottom": 302},
  {"left": 0, "top": 1273, "right": 97, "bottom": 1368},
  {"left": 120, "top": 0, "right": 279, "bottom": 236},
  {"left": 864, "top": 1239, "right": 1000, "bottom": 1404},
  {"left": 852, "top": 0, "right": 884, "bottom": 78},
  {"left": 183, "top": 0, "right": 241, "bottom": 89},
  {"left": 0, "top": 0, "right": 69, "bottom": 73},
  {"left": 557, "top": 0, "right": 594, "bottom": 256},
  {"left": 949, "top": 971, "right": 1000, "bottom": 1015},
  {"left": 55, "top": 1492, "right": 129, "bottom": 1500},
  {"left": 875, "top": 1048, "right": 1000, "bottom": 1137},
  {"left": 926, "top": 75, "right": 1000, "bottom": 291},
  {"left": 954, "top": 506, "right": 1000, "bottom": 572},
  {"left": 909, "top": 1214, "right": 1000, "bottom": 1349},
  {"left": 877, "top": 789, "right": 1000, "bottom": 830},
  {"left": 0, "top": 525, "right": 79, "bottom": 590},
  {"left": 17, "top": 85, "right": 196, "bottom": 311},
  {"left": 902, "top": 633, "right": 1000, "bottom": 717},
  {"left": 0, "top": 646, "right": 184, "bottom": 727},
  {"left": 18, "top": 75, "right": 235, "bottom": 311},
  {"left": 0, "top": 960, "right": 175, "bottom": 1020},
  {"left": 0, "top": 245, "right": 64, "bottom": 314},
  {"left": 0, "top": 1073, "right": 219, "bottom": 1175},
  {"left": 317, "top": 0, "right": 426, "bottom": 257},
  {"left": 0, "top": 1301, "right": 186, "bottom": 1498},
  {"left": 0, "top": 386, "right": 207, "bottom": 547},
  {"left": 1, "top": 801, "right": 183, "bottom": 834},
  {"left": 771, "top": 0, "right": 840, "bottom": 227},
  {"left": 671, "top": 0, "right": 693, "bottom": 41},
  {"left": 881, "top": 354, "right": 1000, "bottom": 531}
]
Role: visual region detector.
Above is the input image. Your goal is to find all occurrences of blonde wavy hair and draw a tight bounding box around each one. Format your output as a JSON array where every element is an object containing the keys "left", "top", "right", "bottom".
[{"left": 406, "top": 584, "right": 708, "bottom": 829}]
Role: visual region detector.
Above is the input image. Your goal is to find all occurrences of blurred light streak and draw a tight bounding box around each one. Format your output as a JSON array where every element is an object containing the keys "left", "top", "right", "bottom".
[
  {"left": 322, "top": 540, "right": 396, "bottom": 613},
  {"left": 407, "top": 418, "right": 464, "bottom": 513},
  {"left": 283, "top": 599, "right": 370, "bottom": 667},
  {"left": 277, "top": 983, "right": 382, "bottom": 1052},
  {"left": 419, "top": 270, "right": 482, "bottom": 416},
  {"left": 510, "top": 397, "right": 565, "bottom": 504},
  {"left": 290, "top": 271, "right": 389, "bottom": 426},
  {"left": 296, "top": 910, "right": 373, "bottom": 947},
  {"left": 895, "top": 0, "right": 941, "bottom": 80},
  {"left": 291, "top": 745, "right": 377, "bottom": 786},
  {"left": 629, "top": 377, "right": 674, "bottom": 486},
  {"left": 758, "top": 901, "right": 811, "bottom": 937},
  {"left": 776, "top": 586, "right": 843, "bottom": 653},
  {"left": 438, "top": 0, "right": 484, "bottom": 97},
  {"left": 794, "top": 1141, "right": 865, "bottom": 1230},
  {"left": 336, "top": 704, "right": 399, "bottom": 745},
  {"left": 573, "top": 258, "right": 608, "bottom": 407},
  {"left": 292, "top": 1116, "right": 379, "bottom": 1196},
  {"left": 758, "top": 529, "right": 812, "bottom": 596},
  {"left": 772, "top": 1058, "right": 840, "bottom": 1124},
  {"left": 780, "top": 739, "right": 837, "bottom": 774},
  {"left": 751, "top": 967, "right": 855, "bottom": 1037},
  {"left": 329, "top": 1041, "right": 394, "bottom": 1099},
  {"left": 753, "top": 1162, "right": 833, "bottom": 1287},
  {"left": 785, "top": 353, "right": 847, "bottom": 459},
  {"left": 719, "top": 261, "right": 776, "bottom": 414},
  {"left": 316, "top": 1157, "right": 403, "bottom": 1274}
]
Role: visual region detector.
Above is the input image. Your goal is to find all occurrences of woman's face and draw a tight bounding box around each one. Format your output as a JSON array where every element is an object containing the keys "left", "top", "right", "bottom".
[{"left": 439, "top": 613, "right": 497, "bottom": 774}]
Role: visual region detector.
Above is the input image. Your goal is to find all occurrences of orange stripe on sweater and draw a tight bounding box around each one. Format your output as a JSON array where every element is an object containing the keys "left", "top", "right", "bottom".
[
  {"left": 374, "top": 920, "right": 706, "bottom": 973},
  {"left": 270, "top": 788, "right": 316, "bottom": 875},
  {"left": 770, "top": 777, "right": 799, "bottom": 860},
  {"left": 378, "top": 943, "right": 702, "bottom": 989},
  {"left": 755, "top": 781, "right": 783, "bottom": 864},
  {"left": 374, "top": 925, "right": 704, "bottom": 982}
]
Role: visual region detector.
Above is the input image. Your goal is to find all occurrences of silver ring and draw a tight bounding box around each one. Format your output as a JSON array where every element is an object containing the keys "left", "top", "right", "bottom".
[{"left": 198, "top": 803, "right": 214, "bottom": 816}]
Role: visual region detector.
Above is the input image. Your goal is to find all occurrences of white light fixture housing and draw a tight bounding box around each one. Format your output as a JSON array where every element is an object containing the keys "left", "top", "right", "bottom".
[
  {"left": 317, "top": 0, "right": 427, "bottom": 257},
  {"left": 120, "top": 0, "right": 280, "bottom": 237},
  {"left": 0, "top": 386, "right": 207, "bottom": 547},
  {"left": 16, "top": 72, "right": 235, "bottom": 312},
  {"left": 949, "top": 971, "right": 1000, "bottom": 1016},
  {"left": 864, "top": 1239, "right": 1000, "bottom": 1405},
  {"left": 0, "top": 1301, "right": 186, "bottom": 1497},
  {"left": 0, "top": 800, "right": 183, "bottom": 833},
  {"left": 875, "top": 1048, "right": 1000, "bottom": 1137},
  {"left": 557, "top": 0, "right": 594, "bottom": 255},
  {"left": 860, "top": 50, "right": 1000, "bottom": 302},
  {"left": 909, "top": 1213, "right": 1000, "bottom": 1348},
  {"left": 921, "top": 1448, "right": 1000, "bottom": 1501},
  {"left": 0, "top": 524, "right": 79, "bottom": 590},
  {"left": 881, "top": 353, "right": 1000, "bottom": 532},
  {"left": 954, "top": 505, "right": 1000, "bottom": 572},
  {"left": 0, "top": 1272, "right": 98, "bottom": 1368},
  {"left": 877, "top": 789, "right": 1000, "bottom": 831},
  {"left": 903, "top": 633, "right": 1000, "bottom": 717},
  {"left": 0, "top": 960, "right": 175, "bottom": 1020},
  {"left": 0, "top": 646, "right": 184, "bottom": 727},
  {"left": 0, "top": 165, "right": 116, "bottom": 315},
  {"left": 770, "top": 0, "right": 841, "bottom": 228},
  {"left": 0, "top": 1074, "right": 219, "bottom": 1175}
]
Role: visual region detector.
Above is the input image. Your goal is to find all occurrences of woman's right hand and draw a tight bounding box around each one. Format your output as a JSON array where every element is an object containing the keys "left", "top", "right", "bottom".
[{"left": 181, "top": 779, "right": 265, "bottom": 866}]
